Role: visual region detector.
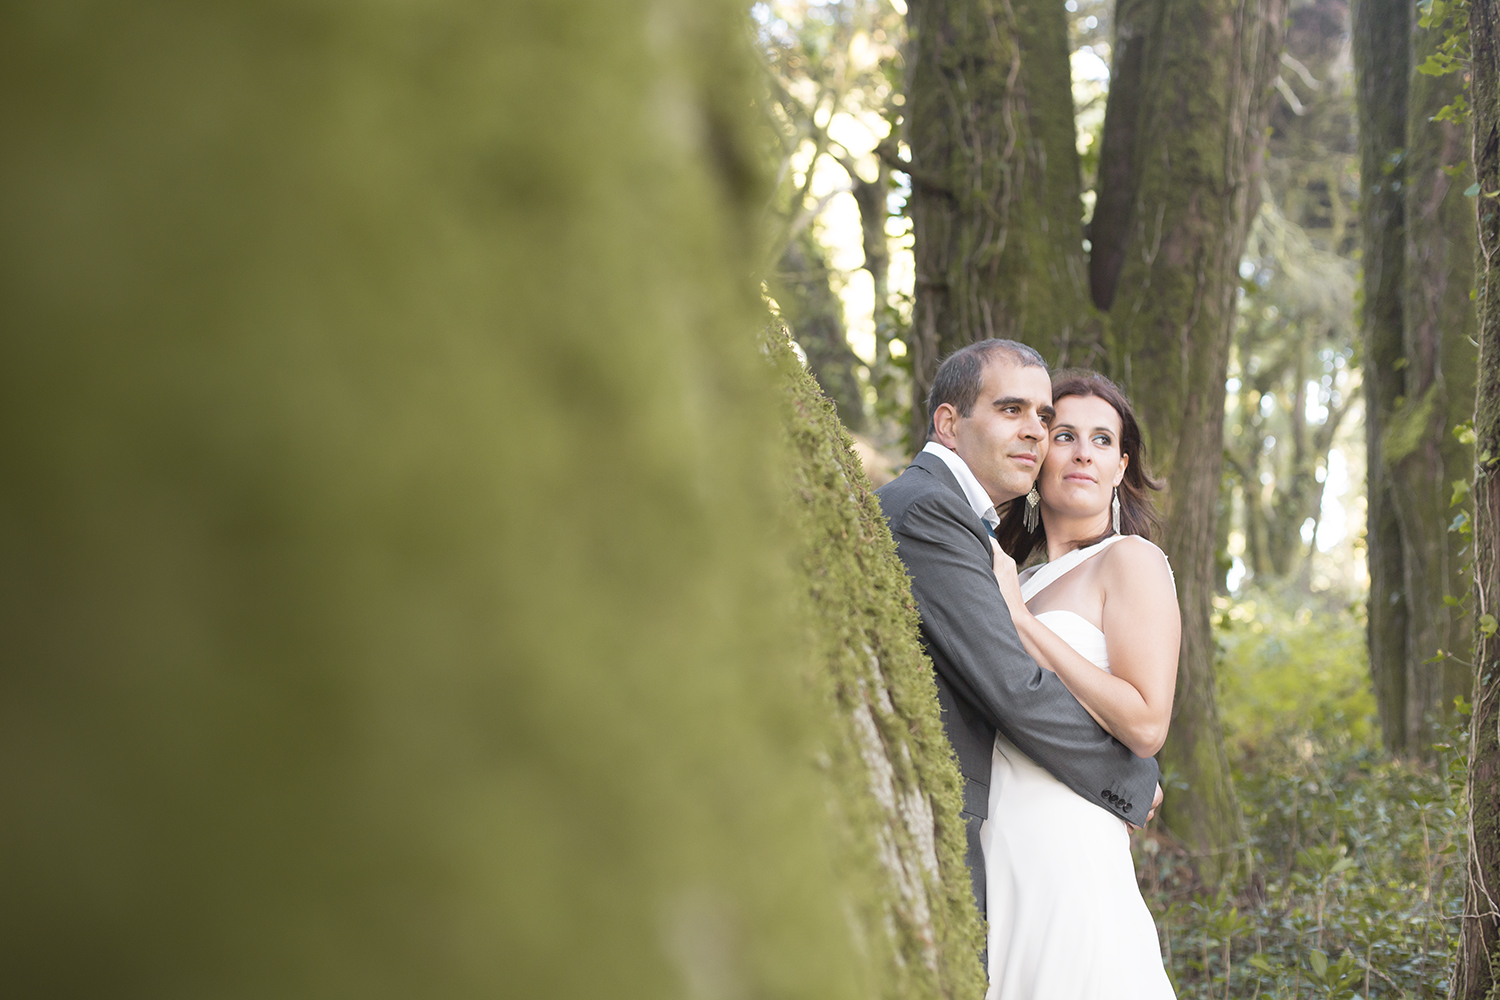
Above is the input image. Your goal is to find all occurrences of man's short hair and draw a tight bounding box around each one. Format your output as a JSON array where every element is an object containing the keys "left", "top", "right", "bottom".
[{"left": 925, "top": 339, "right": 1048, "bottom": 439}]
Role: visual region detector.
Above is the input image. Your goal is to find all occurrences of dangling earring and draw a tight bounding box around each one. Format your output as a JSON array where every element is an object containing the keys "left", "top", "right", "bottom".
[
  {"left": 1112, "top": 487, "right": 1122, "bottom": 534},
  {"left": 1023, "top": 483, "right": 1040, "bottom": 533}
]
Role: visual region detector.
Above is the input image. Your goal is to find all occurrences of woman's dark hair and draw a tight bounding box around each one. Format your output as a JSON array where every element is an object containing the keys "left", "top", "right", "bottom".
[{"left": 995, "top": 369, "right": 1164, "bottom": 564}]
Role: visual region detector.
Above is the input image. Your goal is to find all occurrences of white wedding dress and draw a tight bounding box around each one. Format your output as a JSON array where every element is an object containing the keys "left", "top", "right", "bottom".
[{"left": 983, "top": 534, "right": 1174, "bottom": 999}]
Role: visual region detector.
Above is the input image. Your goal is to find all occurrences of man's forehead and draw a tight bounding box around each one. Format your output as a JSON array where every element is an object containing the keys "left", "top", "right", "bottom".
[{"left": 981, "top": 358, "right": 1052, "bottom": 402}]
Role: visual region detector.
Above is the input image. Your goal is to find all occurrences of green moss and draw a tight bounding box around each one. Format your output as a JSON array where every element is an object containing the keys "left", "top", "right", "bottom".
[
  {"left": 0, "top": 2, "right": 960, "bottom": 997},
  {"left": 770, "top": 326, "right": 988, "bottom": 997},
  {"left": 1382, "top": 381, "right": 1441, "bottom": 464}
]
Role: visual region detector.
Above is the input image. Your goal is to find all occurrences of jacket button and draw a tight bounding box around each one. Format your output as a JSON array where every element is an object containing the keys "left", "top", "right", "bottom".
[
  {"left": 1100, "top": 789, "right": 1110, "bottom": 799},
  {"left": 1123, "top": 803, "right": 1133, "bottom": 813}
]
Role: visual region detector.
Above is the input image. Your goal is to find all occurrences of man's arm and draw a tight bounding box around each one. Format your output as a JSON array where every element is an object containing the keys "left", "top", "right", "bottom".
[{"left": 895, "top": 492, "right": 1159, "bottom": 822}]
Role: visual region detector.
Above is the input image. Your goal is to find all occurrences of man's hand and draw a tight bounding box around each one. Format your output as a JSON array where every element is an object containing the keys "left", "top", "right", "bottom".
[
  {"left": 1146, "top": 782, "right": 1163, "bottom": 823},
  {"left": 989, "top": 538, "right": 1026, "bottom": 618},
  {"left": 1129, "top": 782, "right": 1163, "bottom": 830}
]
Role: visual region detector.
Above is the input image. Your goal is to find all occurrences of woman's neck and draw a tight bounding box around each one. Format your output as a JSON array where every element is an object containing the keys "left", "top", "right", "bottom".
[{"left": 1041, "top": 509, "right": 1112, "bottom": 563}]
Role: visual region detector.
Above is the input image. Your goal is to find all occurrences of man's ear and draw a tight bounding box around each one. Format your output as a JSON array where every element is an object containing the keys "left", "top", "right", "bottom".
[{"left": 931, "top": 403, "right": 960, "bottom": 449}]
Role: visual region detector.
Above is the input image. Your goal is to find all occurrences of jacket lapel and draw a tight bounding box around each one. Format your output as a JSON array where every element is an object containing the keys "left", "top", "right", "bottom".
[{"left": 906, "top": 451, "right": 989, "bottom": 546}]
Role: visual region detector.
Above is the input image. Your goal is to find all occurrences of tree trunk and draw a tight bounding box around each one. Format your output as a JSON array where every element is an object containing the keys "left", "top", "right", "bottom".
[
  {"left": 772, "top": 229, "right": 870, "bottom": 431},
  {"left": 1456, "top": 6, "right": 1500, "bottom": 995},
  {"left": 1091, "top": 0, "right": 1288, "bottom": 885},
  {"left": 0, "top": 2, "right": 978, "bottom": 996},
  {"left": 1353, "top": 0, "right": 1412, "bottom": 754},
  {"left": 1355, "top": 0, "right": 1477, "bottom": 760},
  {"left": 905, "top": 0, "right": 1092, "bottom": 444},
  {"left": 1390, "top": 18, "right": 1477, "bottom": 757}
]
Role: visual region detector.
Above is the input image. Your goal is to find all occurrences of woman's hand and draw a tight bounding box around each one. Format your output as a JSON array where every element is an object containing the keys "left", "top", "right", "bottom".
[{"left": 990, "top": 539, "right": 1027, "bottom": 619}]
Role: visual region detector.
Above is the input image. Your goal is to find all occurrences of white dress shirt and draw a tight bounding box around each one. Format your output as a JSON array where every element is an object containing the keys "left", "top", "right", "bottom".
[{"left": 920, "top": 441, "right": 999, "bottom": 531}]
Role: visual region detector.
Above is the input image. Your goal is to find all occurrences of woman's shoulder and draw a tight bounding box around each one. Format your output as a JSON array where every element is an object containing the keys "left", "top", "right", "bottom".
[{"left": 1099, "top": 534, "right": 1173, "bottom": 582}]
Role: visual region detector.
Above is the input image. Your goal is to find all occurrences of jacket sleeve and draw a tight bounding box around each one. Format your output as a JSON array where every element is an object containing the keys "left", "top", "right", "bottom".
[{"left": 894, "top": 491, "right": 1159, "bottom": 822}]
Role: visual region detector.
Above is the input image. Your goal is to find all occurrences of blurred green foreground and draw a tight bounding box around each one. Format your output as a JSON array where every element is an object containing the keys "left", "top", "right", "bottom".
[{"left": 1, "top": 2, "right": 983, "bottom": 996}]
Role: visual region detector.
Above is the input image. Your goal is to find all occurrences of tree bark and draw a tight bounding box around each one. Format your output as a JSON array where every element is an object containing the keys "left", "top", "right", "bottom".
[
  {"left": 1389, "top": 18, "right": 1477, "bottom": 757},
  {"left": 1091, "top": 0, "right": 1288, "bottom": 885},
  {"left": 1354, "top": 0, "right": 1477, "bottom": 760},
  {"left": 905, "top": 0, "right": 1092, "bottom": 444},
  {"left": 1353, "top": 0, "right": 1413, "bottom": 754},
  {"left": 1456, "top": 6, "right": 1500, "bottom": 995}
]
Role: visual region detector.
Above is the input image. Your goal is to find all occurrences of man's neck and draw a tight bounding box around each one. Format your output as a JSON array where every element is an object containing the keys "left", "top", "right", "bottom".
[{"left": 920, "top": 441, "right": 999, "bottom": 523}]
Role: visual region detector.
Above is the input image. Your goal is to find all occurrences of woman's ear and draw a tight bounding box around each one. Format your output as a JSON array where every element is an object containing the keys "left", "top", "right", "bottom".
[{"left": 1113, "top": 452, "right": 1128, "bottom": 487}]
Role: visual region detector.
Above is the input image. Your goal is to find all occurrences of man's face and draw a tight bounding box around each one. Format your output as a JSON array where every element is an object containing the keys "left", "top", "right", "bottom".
[{"left": 935, "top": 360, "right": 1053, "bottom": 505}]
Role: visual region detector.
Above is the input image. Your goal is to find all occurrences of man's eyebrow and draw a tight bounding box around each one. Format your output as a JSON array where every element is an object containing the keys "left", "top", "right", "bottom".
[{"left": 992, "top": 396, "right": 1052, "bottom": 412}]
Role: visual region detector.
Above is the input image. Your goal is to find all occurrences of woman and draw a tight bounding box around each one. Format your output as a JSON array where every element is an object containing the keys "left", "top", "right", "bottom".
[{"left": 983, "top": 370, "right": 1179, "bottom": 999}]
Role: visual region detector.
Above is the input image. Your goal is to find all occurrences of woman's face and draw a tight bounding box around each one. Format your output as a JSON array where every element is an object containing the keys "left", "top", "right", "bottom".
[{"left": 1037, "top": 394, "right": 1128, "bottom": 519}]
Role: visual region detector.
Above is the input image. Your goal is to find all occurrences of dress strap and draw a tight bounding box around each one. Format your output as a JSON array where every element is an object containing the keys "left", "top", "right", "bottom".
[{"left": 1019, "top": 534, "right": 1131, "bottom": 602}]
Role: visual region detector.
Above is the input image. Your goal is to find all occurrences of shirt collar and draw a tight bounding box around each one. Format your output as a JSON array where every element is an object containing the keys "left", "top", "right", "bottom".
[{"left": 920, "top": 441, "right": 999, "bottom": 528}]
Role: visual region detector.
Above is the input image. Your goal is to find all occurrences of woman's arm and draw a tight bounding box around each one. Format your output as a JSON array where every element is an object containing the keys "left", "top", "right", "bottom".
[{"left": 992, "top": 538, "right": 1179, "bottom": 758}]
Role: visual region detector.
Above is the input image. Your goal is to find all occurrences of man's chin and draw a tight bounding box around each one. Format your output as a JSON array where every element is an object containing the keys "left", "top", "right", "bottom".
[{"left": 989, "top": 484, "right": 1031, "bottom": 506}]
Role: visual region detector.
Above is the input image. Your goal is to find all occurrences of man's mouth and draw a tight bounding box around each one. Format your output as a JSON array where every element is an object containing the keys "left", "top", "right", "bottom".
[{"left": 1011, "top": 453, "right": 1038, "bottom": 465}]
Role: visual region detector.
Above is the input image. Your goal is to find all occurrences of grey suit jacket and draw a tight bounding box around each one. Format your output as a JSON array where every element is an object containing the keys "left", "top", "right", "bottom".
[{"left": 876, "top": 450, "right": 1159, "bottom": 823}]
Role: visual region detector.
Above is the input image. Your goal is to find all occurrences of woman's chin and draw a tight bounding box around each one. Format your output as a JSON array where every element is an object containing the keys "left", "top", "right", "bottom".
[{"left": 1040, "top": 501, "right": 1109, "bottom": 521}]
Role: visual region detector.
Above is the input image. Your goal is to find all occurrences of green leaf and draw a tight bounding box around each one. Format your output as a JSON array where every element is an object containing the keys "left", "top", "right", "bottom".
[
  {"left": 1480, "top": 613, "right": 1497, "bottom": 638},
  {"left": 1417, "top": 51, "right": 1460, "bottom": 76},
  {"left": 1445, "top": 594, "right": 1465, "bottom": 607},
  {"left": 1247, "top": 954, "right": 1275, "bottom": 972},
  {"left": 1308, "top": 948, "right": 1329, "bottom": 978},
  {"left": 1466, "top": 182, "right": 1483, "bottom": 198},
  {"left": 1456, "top": 422, "right": 1478, "bottom": 444},
  {"left": 1453, "top": 479, "right": 1472, "bottom": 506}
]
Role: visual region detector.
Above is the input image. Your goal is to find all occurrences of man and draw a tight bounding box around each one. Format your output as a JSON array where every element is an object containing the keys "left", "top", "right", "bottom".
[{"left": 875, "top": 339, "right": 1161, "bottom": 913}]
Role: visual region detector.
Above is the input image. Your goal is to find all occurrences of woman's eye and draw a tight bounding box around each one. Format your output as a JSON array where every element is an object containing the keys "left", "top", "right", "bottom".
[{"left": 1093, "top": 436, "right": 1112, "bottom": 447}]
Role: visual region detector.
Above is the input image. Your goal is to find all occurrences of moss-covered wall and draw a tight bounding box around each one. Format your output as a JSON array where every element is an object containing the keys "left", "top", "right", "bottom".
[
  {"left": 0, "top": 2, "right": 984, "bottom": 996},
  {"left": 770, "top": 326, "right": 986, "bottom": 996}
]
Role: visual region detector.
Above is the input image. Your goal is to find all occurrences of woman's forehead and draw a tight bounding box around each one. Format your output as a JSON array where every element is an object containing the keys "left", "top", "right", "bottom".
[{"left": 1054, "top": 394, "right": 1121, "bottom": 432}]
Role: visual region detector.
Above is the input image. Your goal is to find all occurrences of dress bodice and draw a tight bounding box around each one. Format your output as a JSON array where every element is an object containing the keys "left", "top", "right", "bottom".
[{"left": 1033, "top": 610, "right": 1110, "bottom": 673}]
